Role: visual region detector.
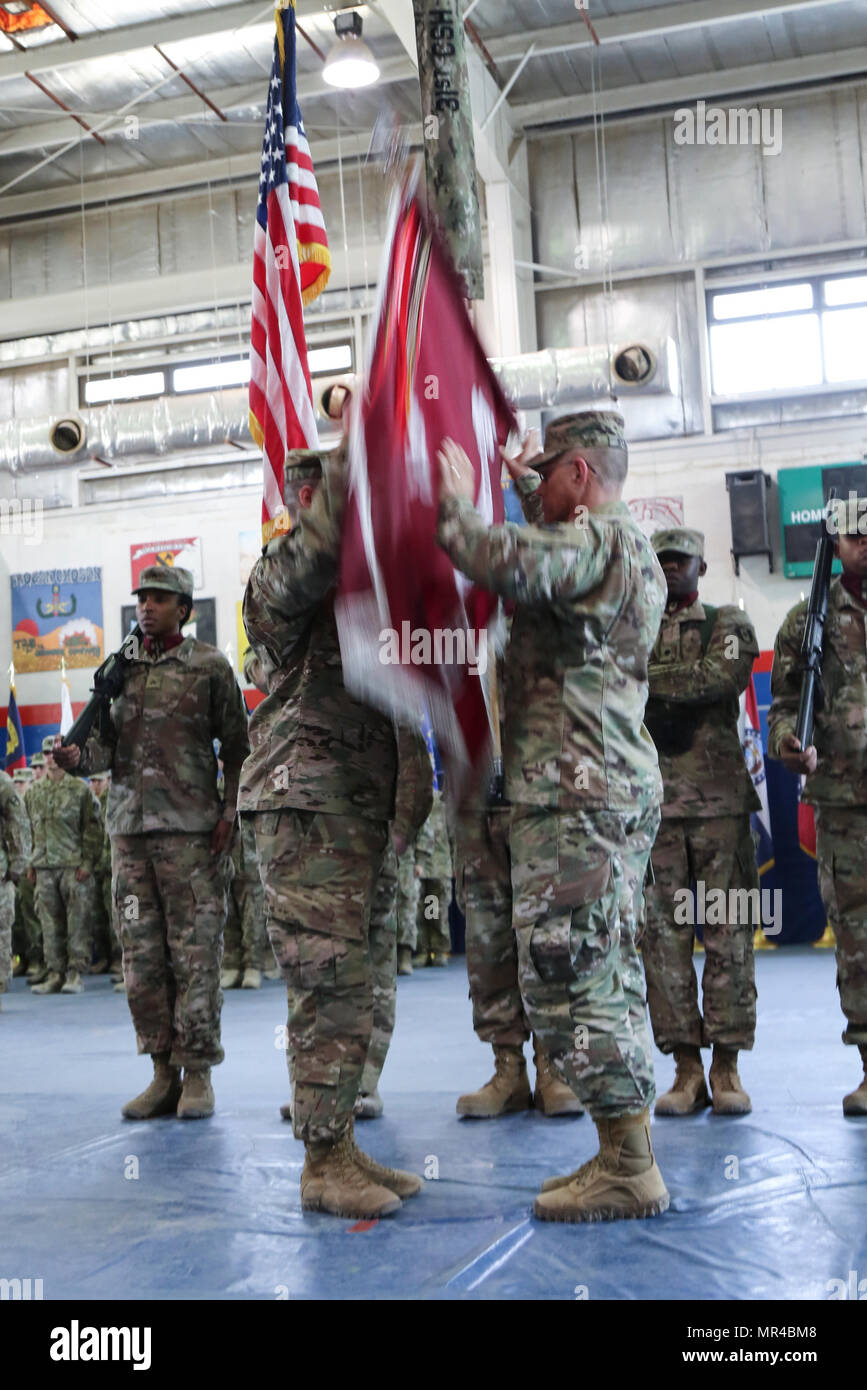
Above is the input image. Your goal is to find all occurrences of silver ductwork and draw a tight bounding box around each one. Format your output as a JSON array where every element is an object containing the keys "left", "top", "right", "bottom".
[{"left": 0, "top": 340, "right": 677, "bottom": 473}]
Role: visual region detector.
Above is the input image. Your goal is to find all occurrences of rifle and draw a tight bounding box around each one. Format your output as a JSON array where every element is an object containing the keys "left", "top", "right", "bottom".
[
  {"left": 795, "top": 488, "right": 838, "bottom": 751},
  {"left": 62, "top": 626, "right": 143, "bottom": 750}
]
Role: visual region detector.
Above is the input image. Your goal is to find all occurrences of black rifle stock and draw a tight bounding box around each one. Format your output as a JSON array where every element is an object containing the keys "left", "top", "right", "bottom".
[
  {"left": 62, "top": 626, "right": 143, "bottom": 751},
  {"left": 795, "top": 489, "right": 838, "bottom": 752}
]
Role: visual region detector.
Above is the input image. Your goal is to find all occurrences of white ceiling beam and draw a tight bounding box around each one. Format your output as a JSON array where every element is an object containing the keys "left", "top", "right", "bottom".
[
  {"left": 0, "top": 1, "right": 335, "bottom": 82},
  {"left": 369, "top": 0, "right": 418, "bottom": 69},
  {"left": 486, "top": 0, "right": 849, "bottom": 64},
  {"left": 0, "top": 126, "right": 423, "bottom": 224},
  {"left": 513, "top": 44, "right": 867, "bottom": 128},
  {"left": 0, "top": 54, "right": 416, "bottom": 159}
]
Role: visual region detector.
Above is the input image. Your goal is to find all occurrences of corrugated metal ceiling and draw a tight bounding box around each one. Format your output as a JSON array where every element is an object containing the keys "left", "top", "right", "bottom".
[{"left": 1, "top": 0, "right": 866, "bottom": 201}]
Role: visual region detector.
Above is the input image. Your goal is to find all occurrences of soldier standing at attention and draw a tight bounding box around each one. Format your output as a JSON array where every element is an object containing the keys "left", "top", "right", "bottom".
[
  {"left": 241, "top": 444, "right": 429, "bottom": 1220},
  {"left": 11, "top": 767, "right": 37, "bottom": 977},
  {"left": 53, "top": 565, "right": 249, "bottom": 1120},
  {"left": 1, "top": 767, "right": 31, "bottom": 1010},
  {"left": 28, "top": 735, "right": 101, "bottom": 996},
  {"left": 641, "top": 530, "right": 760, "bottom": 1116},
  {"left": 437, "top": 412, "right": 669, "bottom": 1223},
  {"left": 221, "top": 814, "right": 270, "bottom": 991},
  {"left": 411, "top": 763, "right": 453, "bottom": 968},
  {"left": 768, "top": 505, "right": 867, "bottom": 1115}
]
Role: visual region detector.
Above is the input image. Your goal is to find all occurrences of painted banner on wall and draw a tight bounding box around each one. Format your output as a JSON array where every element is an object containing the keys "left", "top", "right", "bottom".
[
  {"left": 627, "top": 495, "right": 684, "bottom": 540},
  {"left": 130, "top": 537, "right": 203, "bottom": 591},
  {"left": 11, "top": 568, "right": 104, "bottom": 672}
]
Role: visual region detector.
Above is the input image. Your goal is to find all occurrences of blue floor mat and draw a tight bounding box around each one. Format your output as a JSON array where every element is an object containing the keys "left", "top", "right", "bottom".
[{"left": 2, "top": 947, "right": 865, "bottom": 1300}]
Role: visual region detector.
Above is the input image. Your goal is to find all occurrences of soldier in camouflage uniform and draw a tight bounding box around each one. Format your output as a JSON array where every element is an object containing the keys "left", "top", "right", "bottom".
[
  {"left": 454, "top": 655, "right": 585, "bottom": 1120},
  {"left": 89, "top": 772, "right": 123, "bottom": 982},
  {"left": 54, "top": 564, "right": 250, "bottom": 1121},
  {"left": 28, "top": 736, "right": 102, "bottom": 996},
  {"left": 642, "top": 529, "right": 759, "bottom": 1116},
  {"left": 355, "top": 741, "right": 432, "bottom": 1118},
  {"left": 241, "top": 444, "right": 430, "bottom": 1220},
  {"left": 1, "top": 767, "right": 32, "bottom": 1009},
  {"left": 768, "top": 503, "right": 867, "bottom": 1115},
  {"left": 10, "top": 768, "right": 39, "bottom": 978},
  {"left": 221, "top": 813, "right": 270, "bottom": 990},
  {"left": 438, "top": 412, "right": 670, "bottom": 1222},
  {"left": 396, "top": 845, "right": 419, "bottom": 973},
  {"left": 412, "top": 775, "right": 452, "bottom": 966}
]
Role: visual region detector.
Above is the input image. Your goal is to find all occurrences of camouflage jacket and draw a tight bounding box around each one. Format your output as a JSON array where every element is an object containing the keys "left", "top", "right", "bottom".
[
  {"left": 438, "top": 478, "right": 666, "bottom": 811},
  {"left": 77, "top": 638, "right": 250, "bottom": 835},
  {"left": 768, "top": 577, "right": 867, "bottom": 807},
  {"left": 415, "top": 787, "right": 453, "bottom": 878},
  {"left": 239, "top": 447, "right": 413, "bottom": 829},
  {"left": 27, "top": 772, "right": 102, "bottom": 869},
  {"left": 646, "top": 598, "right": 760, "bottom": 819},
  {"left": 0, "top": 769, "right": 31, "bottom": 880}
]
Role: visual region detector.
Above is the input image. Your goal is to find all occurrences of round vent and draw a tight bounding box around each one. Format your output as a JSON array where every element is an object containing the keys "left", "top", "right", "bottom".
[
  {"left": 612, "top": 345, "right": 656, "bottom": 387},
  {"left": 50, "top": 417, "right": 86, "bottom": 455}
]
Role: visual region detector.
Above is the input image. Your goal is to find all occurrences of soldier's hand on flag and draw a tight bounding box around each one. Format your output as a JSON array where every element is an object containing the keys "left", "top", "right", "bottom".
[
  {"left": 53, "top": 744, "right": 80, "bottom": 771},
  {"left": 499, "top": 428, "right": 542, "bottom": 481},
  {"left": 437, "top": 439, "right": 476, "bottom": 502},
  {"left": 779, "top": 732, "right": 818, "bottom": 775}
]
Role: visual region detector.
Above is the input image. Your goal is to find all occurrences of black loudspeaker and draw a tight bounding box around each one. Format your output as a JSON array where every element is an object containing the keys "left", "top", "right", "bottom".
[{"left": 725, "top": 470, "right": 772, "bottom": 575}]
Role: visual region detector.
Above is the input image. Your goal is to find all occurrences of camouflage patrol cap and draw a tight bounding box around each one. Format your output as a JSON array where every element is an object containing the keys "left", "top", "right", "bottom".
[
  {"left": 133, "top": 563, "right": 194, "bottom": 599},
  {"left": 652, "top": 527, "right": 705, "bottom": 560},
  {"left": 30, "top": 753, "right": 45, "bottom": 768},
  {"left": 42, "top": 735, "right": 59, "bottom": 753},
  {"left": 533, "top": 411, "right": 627, "bottom": 469},
  {"left": 284, "top": 448, "right": 324, "bottom": 479},
  {"left": 13, "top": 767, "right": 34, "bottom": 782}
]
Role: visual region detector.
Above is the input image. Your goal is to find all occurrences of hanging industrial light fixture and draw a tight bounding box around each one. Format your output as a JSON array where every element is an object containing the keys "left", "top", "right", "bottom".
[{"left": 322, "top": 10, "right": 380, "bottom": 89}]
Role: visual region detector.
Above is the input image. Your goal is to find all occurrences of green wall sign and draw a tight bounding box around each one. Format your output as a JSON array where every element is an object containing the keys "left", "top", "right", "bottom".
[{"left": 778, "top": 462, "right": 867, "bottom": 578}]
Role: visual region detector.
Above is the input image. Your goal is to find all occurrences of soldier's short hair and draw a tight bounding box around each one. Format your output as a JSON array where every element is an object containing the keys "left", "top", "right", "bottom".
[{"left": 580, "top": 443, "right": 629, "bottom": 488}]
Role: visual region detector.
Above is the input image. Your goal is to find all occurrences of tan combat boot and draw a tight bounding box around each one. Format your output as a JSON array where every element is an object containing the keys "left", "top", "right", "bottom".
[
  {"left": 122, "top": 1054, "right": 182, "bottom": 1120},
  {"left": 396, "top": 946, "right": 413, "bottom": 977},
  {"left": 843, "top": 1045, "right": 867, "bottom": 1116},
  {"left": 220, "top": 968, "right": 241, "bottom": 990},
  {"left": 177, "top": 1067, "right": 214, "bottom": 1119},
  {"left": 709, "top": 1046, "right": 751, "bottom": 1115},
  {"left": 241, "top": 967, "right": 262, "bottom": 990},
  {"left": 348, "top": 1121, "right": 422, "bottom": 1199},
  {"left": 31, "top": 971, "right": 64, "bottom": 995},
  {"left": 655, "top": 1045, "right": 711, "bottom": 1117},
  {"left": 533, "top": 1040, "right": 585, "bottom": 1117},
  {"left": 26, "top": 962, "right": 47, "bottom": 982},
  {"left": 61, "top": 971, "right": 84, "bottom": 995},
  {"left": 534, "top": 1109, "right": 670, "bottom": 1222},
  {"left": 300, "top": 1133, "right": 402, "bottom": 1218},
  {"left": 456, "top": 1044, "right": 532, "bottom": 1118}
]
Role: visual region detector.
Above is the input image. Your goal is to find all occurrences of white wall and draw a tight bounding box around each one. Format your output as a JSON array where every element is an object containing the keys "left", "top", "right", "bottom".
[{"left": 0, "top": 482, "right": 262, "bottom": 715}]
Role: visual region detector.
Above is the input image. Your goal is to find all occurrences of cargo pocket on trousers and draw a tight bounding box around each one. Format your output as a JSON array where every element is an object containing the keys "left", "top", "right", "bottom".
[{"left": 528, "top": 857, "right": 613, "bottom": 985}]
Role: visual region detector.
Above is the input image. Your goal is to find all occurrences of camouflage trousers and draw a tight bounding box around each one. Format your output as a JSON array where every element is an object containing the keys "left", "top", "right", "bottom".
[
  {"left": 13, "top": 869, "right": 41, "bottom": 968},
  {"left": 0, "top": 879, "right": 13, "bottom": 992},
  {"left": 34, "top": 867, "right": 93, "bottom": 977},
  {"left": 815, "top": 806, "right": 867, "bottom": 1046},
  {"left": 643, "top": 814, "right": 758, "bottom": 1054},
  {"left": 92, "top": 871, "right": 122, "bottom": 969},
  {"left": 454, "top": 804, "right": 529, "bottom": 1048},
  {"left": 224, "top": 872, "right": 270, "bottom": 973},
  {"left": 112, "top": 833, "right": 229, "bottom": 1068},
  {"left": 397, "top": 849, "right": 418, "bottom": 950},
  {"left": 415, "top": 877, "right": 451, "bottom": 956},
  {"left": 510, "top": 803, "right": 660, "bottom": 1119},
  {"left": 361, "top": 842, "right": 399, "bottom": 1096},
  {"left": 253, "top": 808, "right": 389, "bottom": 1146}
]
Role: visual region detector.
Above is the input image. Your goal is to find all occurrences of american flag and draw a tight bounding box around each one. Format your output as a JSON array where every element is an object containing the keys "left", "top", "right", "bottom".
[{"left": 249, "top": 1, "right": 331, "bottom": 543}]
